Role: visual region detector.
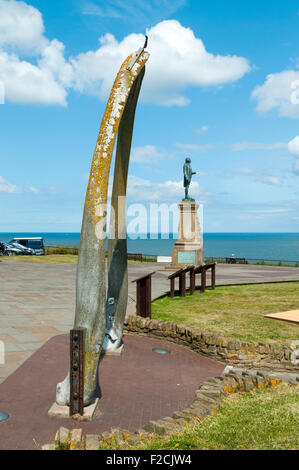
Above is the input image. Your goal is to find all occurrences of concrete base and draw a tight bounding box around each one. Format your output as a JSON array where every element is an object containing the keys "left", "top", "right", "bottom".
[
  {"left": 101, "top": 344, "right": 124, "bottom": 356},
  {"left": 48, "top": 398, "right": 99, "bottom": 422}
]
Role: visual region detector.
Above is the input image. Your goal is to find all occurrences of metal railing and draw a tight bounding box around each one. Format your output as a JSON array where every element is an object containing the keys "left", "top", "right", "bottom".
[
  {"left": 43, "top": 247, "right": 299, "bottom": 267},
  {"left": 204, "top": 257, "right": 299, "bottom": 267}
]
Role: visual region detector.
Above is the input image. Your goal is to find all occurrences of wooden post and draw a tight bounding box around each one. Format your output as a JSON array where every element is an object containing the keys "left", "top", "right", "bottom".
[
  {"left": 179, "top": 271, "right": 186, "bottom": 297},
  {"left": 146, "top": 274, "right": 151, "bottom": 317},
  {"left": 168, "top": 268, "right": 183, "bottom": 298},
  {"left": 201, "top": 267, "right": 206, "bottom": 293},
  {"left": 170, "top": 277, "right": 175, "bottom": 298},
  {"left": 133, "top": 272, "right": 155, "bottom": 318},
  {"left": 189, "top": 267, "right": 195, "bottom": 295},
  {"left": 211, "top": 264, "right": 216, "bottom": 290}
]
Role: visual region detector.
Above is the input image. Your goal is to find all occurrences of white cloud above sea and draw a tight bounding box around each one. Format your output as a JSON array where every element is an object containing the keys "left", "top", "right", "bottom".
[
  {"left": 288, "top": 136, "right": 299, "bottom": 174},
  {"left": 0, "top": 1, "right": 251, "bottom": 106},
  {"left": 0, "top": 175, "right": 40, "bottom": 194},
  {"left": 0, "top": 175, "right": 20, "bottom": 193},
  {"left": 127, "top": 175, "right": 207, "bottom": 203},
  {"left": 232, "top": 168, "right": 282, "bottom": 186},
  {"left": 288, "top": 136, "right": 299, "bottom": 156}
]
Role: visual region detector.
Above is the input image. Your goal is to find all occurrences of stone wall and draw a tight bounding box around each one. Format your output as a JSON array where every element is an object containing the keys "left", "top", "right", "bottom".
[
  {"left": 43, "top": 367, "right": 299, "bottom": 450},
  {"left": 123, "top": 316, "right": 299, "bottom": 372}
]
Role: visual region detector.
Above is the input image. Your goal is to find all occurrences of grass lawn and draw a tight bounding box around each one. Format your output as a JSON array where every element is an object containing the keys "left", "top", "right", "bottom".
[
  {"left": 1, "top": 254, "right": 78, "bottom": 264},
  {"left": 98, "top": 385, "right": 299, "bottom": 450},
  {"left": 152, "top": 283, "right": 299, "bottom": 345},
  {"left": 1, "top": 255, "right": 145, "bottom": 264}
]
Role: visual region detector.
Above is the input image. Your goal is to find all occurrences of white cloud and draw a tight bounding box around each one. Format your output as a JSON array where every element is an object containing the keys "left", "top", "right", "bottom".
[
  {"left": 82, "top": 1, "right": 188, "bottom": 25},
  {"left": 288, "top": 136, "right": 299, "bottom": 156},
  {"left": 175, "top": 142, "right": 213, "bottom": 152},
  {"left": 252, "top": 69, "right": 299, "bottom": 118},
  {"left": 288, "top": 136, "right": 299, "bottom": 174},
  {"left": 71, "top": 20, "right": 251, "bottom": 106},
  {"left": 0, "top": 175, "right": 20, "bottom": 193},
  {"left": 0, "top": 1, "right": 71, "bottom": 105},
  {"left": 0, "top": 175, "right": 41, "bottom": 193},
  {"left": 127, "top": 175, "right": 205, "bottom": 202},
  {"left": 195, "top": 125, "right": 208, "bottom": 135},
  {"left": 293, "top": 159, "right": 299, "bottom": 174},
  {"left": 258, "top": 175, "right": 281, "bottom": 186},
  {"left": 131, "top": 145, "right": 170, "bottom": 163},
  {"left": 81, "top": 2, "right": 120, "bottom": 18},
  {"left": 232, "top": 168, "right": 282, "bottom": 185},
  {"left": 27, "top": 185, "right": 40, "bottom": 193},
  {"left": 230, "top": 141, "right": 287, "bottom": 151},
  {"left": 0, "top": 3, "right": 250, "bottom": 106},
  {"left": 0, "top": 46, "right": 68, "bottom": 105},
  {"left": 0, "top": 0, "right": 46, "bottom": 53}
]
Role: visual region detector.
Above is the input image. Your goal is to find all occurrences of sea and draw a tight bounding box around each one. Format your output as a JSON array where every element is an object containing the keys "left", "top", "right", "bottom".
[{"left": 1, "top": 232, "right": 299, "bottom": 262}]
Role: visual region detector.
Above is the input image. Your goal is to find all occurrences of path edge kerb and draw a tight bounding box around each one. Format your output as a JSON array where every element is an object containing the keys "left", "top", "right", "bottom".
[
  {"left": 124, "top": 316, "right": 299, "bottom": 373},
  {"left": 44, "top": 368, "right": 299, "bottom": 450}
]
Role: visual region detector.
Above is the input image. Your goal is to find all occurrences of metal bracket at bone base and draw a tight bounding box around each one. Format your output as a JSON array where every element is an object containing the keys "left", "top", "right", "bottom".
[
  {"left": 70, "top": 327, "right": 86, "bottom": 417},
  {"left": 126, "top": 35, "right": 148, "bottom": 71}
]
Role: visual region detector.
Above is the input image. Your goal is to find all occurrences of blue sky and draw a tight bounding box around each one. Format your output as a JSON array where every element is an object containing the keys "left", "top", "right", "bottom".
[{"left": 1, "top": 0, "right": 299, "bottom": 233}]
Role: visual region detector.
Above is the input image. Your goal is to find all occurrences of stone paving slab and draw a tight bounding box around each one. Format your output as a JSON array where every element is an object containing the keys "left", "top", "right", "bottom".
[
  {"left": 0, "top": 334, "right": 224, "bottom": 450},
  {"left": 1, "top": 259, "right": 299, "bottom": 382}
]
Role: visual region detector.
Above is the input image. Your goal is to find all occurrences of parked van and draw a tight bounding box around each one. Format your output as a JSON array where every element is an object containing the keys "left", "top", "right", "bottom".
[{"left": 9, "top": 237, "right": 45, "bottom": 255}]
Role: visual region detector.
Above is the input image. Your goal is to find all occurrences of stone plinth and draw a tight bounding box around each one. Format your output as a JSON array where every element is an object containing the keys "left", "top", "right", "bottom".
[{"left": 171, "top": 201, "right": 203, "bottom": 267}]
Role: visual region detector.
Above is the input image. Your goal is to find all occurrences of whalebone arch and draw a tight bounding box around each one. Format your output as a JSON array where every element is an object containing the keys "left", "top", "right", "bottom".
[{"left": 56, "top": 47, "right": 149, "bottom": 406}]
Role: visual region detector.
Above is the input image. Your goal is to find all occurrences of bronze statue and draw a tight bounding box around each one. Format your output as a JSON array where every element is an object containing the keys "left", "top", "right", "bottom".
[{"left": 183, "top": 157, "right": 196, "bottom": 201}]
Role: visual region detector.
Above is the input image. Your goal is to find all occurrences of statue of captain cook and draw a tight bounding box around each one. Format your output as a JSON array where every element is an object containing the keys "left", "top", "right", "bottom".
[{"left": 183, "top": 157, "right": 196, "bottom": 201}]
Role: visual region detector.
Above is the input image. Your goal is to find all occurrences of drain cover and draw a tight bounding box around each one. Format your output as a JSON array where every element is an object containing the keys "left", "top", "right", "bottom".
[
  {"left": 152, "top": 348, "right": 171, "bottom": 355},
  {"left": 0, "top": 411, "right": 9, "bottom": 422}
]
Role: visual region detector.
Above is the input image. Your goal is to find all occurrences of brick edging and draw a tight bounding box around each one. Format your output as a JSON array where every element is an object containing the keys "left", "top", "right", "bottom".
[{"left": 43, "top": 367, "right": 299, "bottom": 450}]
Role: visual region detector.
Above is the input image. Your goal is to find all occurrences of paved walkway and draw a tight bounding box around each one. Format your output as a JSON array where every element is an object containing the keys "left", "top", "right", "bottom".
[
  {"left": 0, "top": 334, "right": 224, "bottom": 450},
  {"left": 1, "top": 260, "right": 299, "bottom": 383}
]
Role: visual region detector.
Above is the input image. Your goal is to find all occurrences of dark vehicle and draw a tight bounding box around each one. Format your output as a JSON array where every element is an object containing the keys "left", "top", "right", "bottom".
[
  {"left": 6, "top": 242, "right": 35, "bottom": 255},
  {"left": 9, "top": 237, "right": 45, "bottom": 255},
  {"left": 0, "top": 241, "right": 31, "bottom": 256}
]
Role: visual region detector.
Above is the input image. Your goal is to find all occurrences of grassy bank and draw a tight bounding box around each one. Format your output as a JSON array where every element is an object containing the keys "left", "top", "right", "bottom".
[
  {"left": 0, "top": 254, "right": 146, "bottom": 264},
  {"left": 152, "top": 283, "right": 299, "bottom": 345},
  {"left": 0, "top": 254, "right": 78, "bottom": 264},
  {"left": 98, "top": 385, "right": 298, "bottom": 450}
]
